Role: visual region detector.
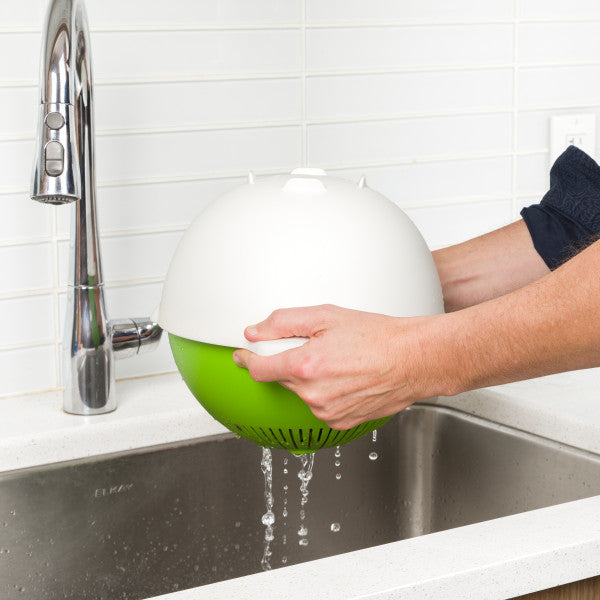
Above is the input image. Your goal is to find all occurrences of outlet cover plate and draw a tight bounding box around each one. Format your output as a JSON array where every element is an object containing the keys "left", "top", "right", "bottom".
[{"left": 550, "top": 114, "right": 596, "bottom": 165}]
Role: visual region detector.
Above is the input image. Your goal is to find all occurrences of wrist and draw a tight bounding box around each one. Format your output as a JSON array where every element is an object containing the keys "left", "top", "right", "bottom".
[{"left": 390, "top": 313, "right": 467, "bottom": 402}]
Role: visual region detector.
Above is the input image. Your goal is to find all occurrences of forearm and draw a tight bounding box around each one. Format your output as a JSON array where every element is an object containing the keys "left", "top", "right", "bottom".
[
  {"left": 432, "top": 220, "right": 550, "bottom": 312},
  {"left": 428, "top": 238, "right": 600, "bottom": 396}
]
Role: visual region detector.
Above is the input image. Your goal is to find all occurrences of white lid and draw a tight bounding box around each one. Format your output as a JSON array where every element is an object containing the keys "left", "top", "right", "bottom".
[{"left": 158, "top": 169, "right": 443, "bottom": 350}]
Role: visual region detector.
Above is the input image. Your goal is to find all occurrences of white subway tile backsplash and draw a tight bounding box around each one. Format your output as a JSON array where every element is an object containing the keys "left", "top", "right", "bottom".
[
  {"left": 0, "top": 87, "right": 37, "bottom": 137},
  {"left": 516, "top": 153, "right": 551, "bottom": 197},
  {"left": 0, "top": 345, "right": 56, "bottom": 396},
  {"left": 58, "top": 231, "right": 183, "bottom": 287},
  {"left": 106, "top": 282, "right": 164, "bottom": 321},
  {"left": 308, "top": 114, "right": 513, "bottom": 166},
  {"left": 2, "top": 0, "right": 600, "bottom": 397},
  {"left": 519, "top": 22, "right": 600, "bottom": 65},
  {"left": 307, "top": 69, "right": 513, "bottom": 120},
  {"left": 328, "top": 157, "right": 512, "bottom": 207},
  {"left": 406, "top": 199, "right": 513, "bottom": 249},
  {"left": 518, "top": 65, "right": 600, "bottom": 109},
  {"left": 92, "top": 30, "right": 301, "bottom": 80},
  {"left": 516, "top": 196, "right": 540, "bottom": 213},
  {"left": 0, "top": 33, "right": 39, "bottom": 83},
  {"left": 87, "top": 0, "right": 302, "bottom": 27},
  {"left": 0, "top": 139, "right": 34, "bottom": 190},
  {"left": 306, "top": 25, "right": 513, "bottom": 72},
  {"left": 0, "top": 295, "right": 54, "bottom": 347},
  {"left": 56, "top": 178, "right": 245, "bottom": 237},
  {"left": 0, "top": 0, "right": 44, "bottom": 27},
  {"left": 307, "top": 0, "right": 514, "bottom": 23},
  {"left": 0, "top": 192, "right": 51, "bottom": 243},
  {"left": 95, "top": 79, "right": 302, "bottom": 132},
  {"left": 95, "top": 127, "right": 301, "bottom": 183},
  {"left": 520, "top": 0, "right": 600, "bottom": 18},
  {"left": 0, "top": 243, "right": 53, "bottom": 294}
]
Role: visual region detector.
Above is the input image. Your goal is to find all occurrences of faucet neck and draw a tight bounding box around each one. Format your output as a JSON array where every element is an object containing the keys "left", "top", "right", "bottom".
[{"left": 39, "top": 0, "right": 102, "bottom": 287}]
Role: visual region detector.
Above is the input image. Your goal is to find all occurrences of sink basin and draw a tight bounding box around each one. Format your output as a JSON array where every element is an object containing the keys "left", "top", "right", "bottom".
[{"left": 2, "top": 404, "right": 600, "bottom": 599}]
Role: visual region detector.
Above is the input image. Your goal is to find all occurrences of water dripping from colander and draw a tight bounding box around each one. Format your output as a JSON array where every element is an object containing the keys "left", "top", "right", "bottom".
[{"left": 260, "top": 448, "right": 274, "bottom": 571}]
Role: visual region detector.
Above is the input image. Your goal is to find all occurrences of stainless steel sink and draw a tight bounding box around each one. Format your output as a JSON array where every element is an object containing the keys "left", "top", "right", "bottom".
[{"left": 2, "top": 404, "right": 600, "bottom": 599}]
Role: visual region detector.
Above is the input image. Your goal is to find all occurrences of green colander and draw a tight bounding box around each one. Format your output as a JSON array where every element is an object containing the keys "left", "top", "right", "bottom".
[{"left": 170, "top": 334, "right": 391, "bottom": 454}]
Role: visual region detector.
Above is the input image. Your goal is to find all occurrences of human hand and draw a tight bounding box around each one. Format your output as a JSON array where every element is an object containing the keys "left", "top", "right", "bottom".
[{"left": 232, "top": 304, "right": 444, "bottom": 430}]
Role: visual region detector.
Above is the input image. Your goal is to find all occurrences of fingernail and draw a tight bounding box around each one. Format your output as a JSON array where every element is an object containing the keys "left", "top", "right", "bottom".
[{"left": 246, "top": 325, "right": 258, "bottom": 337}]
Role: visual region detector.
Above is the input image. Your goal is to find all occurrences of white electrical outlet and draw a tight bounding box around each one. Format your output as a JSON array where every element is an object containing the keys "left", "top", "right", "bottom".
[{"left": 550, "top": 114, "right": 596, "bottom": 164}]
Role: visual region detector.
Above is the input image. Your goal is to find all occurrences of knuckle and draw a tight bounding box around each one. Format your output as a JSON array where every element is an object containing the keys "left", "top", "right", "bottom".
[
  {"left": 247, "top": 357, "right": 268, "bottom": 382},
  {"left": 268, "top": 308, "right": 287, "bottom": 326},
  {"left": 318, "top": 304, "right": 337, "bottom": 318},
  {"left": 310, "top": 400, "right": 334, "bottom": 420},
  {"left": 290, "top": 354, "right": 318, "bottom": 380}
]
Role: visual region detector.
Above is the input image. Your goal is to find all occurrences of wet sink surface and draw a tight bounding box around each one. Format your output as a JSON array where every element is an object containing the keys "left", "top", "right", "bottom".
[{"left": 2, "top": 404, "right": 600, "bottom": 599}]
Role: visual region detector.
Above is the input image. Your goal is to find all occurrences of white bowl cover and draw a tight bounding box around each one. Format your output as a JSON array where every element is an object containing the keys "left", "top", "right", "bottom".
[{"left": 158, "top": 168, "right": 444, "bottom": 353}]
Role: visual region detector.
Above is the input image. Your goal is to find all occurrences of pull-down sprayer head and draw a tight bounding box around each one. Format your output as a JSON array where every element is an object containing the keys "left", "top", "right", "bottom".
[{"left": 31, "top": 0, "right": 84, "bottom": 204}]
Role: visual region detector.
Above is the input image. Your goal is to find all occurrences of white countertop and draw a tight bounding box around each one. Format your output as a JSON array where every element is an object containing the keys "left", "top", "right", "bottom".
[{"left": 2, "top": 368, "right": 600, "bottom": 599}]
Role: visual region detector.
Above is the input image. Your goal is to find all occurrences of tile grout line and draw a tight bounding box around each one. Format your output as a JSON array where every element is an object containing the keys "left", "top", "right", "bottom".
[
  {"left": 3, "top": 16, "right": 600, "bottom": 35},
  {"left": 4, "top": 59, "right": 600, "bottom": 90},
  {"left": 511, "top": 0, "right": 520, "bottom": 221}
]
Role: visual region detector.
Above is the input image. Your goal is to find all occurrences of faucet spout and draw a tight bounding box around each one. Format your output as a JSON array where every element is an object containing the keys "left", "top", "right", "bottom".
[{"left": 31, "top": 0, "right": 162, "bottom": 415}]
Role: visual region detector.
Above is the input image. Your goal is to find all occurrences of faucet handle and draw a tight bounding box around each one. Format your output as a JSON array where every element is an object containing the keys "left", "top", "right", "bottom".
[{"left": 110, "top": 318, "right": 163, "bottom": 359}]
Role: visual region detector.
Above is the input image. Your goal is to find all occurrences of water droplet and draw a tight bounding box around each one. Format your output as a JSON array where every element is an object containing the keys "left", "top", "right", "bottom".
[
  {"left": 262, "top": 511, "right": 275, "bottom": 526},
  {"left": 282, "top": 508, "right": 288, "bottom": 518},
  {"left": 234, "top": 521, "right": 241, "bottom": 528},
  {"left": 334, "top": 447, "right": 341, "bottom": 458},
  {"left": 335, "top": 473, "right": 342, "bottom": 480},
  {"left": 298, "top": 525, "right": 308, "bottom": 536},
  {"left": 282, "top": 556, "right": 288, "bottom": 564},
  {"left": 299, "top": 538, "right": 309, "bottom": 546},
  {"left": 369, "top": 452, "right": 378, "bottom": 461},
  {"left": 334, "top": 460, "right": 341, "bottom": 467},
  {"left": 283, "top": 484, "right": 288, "bottom": 491},
  {"left": 372, "top": 429, "right": 378, "bottom": 443},
  {"left": 283, "top": 468, "right": 288, "bottom": 474},
  {"left": 330, "top": 522, "right": 341, "bottom": 533}
]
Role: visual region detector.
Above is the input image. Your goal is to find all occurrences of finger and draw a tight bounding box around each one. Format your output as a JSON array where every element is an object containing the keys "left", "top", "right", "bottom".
[
  {"left": 232, "top": 348, "right": 295, "bottom": 383},
  {"left": 244, "top": 305, "right": 335, "bottom": 342}
]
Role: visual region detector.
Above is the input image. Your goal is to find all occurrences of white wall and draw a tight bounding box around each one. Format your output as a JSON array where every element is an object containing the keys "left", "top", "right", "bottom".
[{"left": 1, "top": 0, "right": 600, "bottom": 397}]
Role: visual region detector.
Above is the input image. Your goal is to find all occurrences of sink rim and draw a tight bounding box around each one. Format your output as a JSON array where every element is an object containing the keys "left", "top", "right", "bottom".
[{"left": 2, "top": 402, "right": 599, "bottom": 479}]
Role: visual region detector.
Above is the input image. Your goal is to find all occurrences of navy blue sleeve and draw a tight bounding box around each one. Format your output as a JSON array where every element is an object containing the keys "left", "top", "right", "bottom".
[{"left": 520, "top": 145, "right": 600, "bottom": 269}]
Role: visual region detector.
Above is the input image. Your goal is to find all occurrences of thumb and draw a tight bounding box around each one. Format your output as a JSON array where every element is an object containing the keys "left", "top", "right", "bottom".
[{"left": 244, "top": 305, "right": 335, "bottom": 342}]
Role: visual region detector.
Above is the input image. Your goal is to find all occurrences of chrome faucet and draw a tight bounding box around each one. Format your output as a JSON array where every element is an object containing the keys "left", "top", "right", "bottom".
[{"left": 31, "top": 0, "right": 162, "bottom": 415}]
